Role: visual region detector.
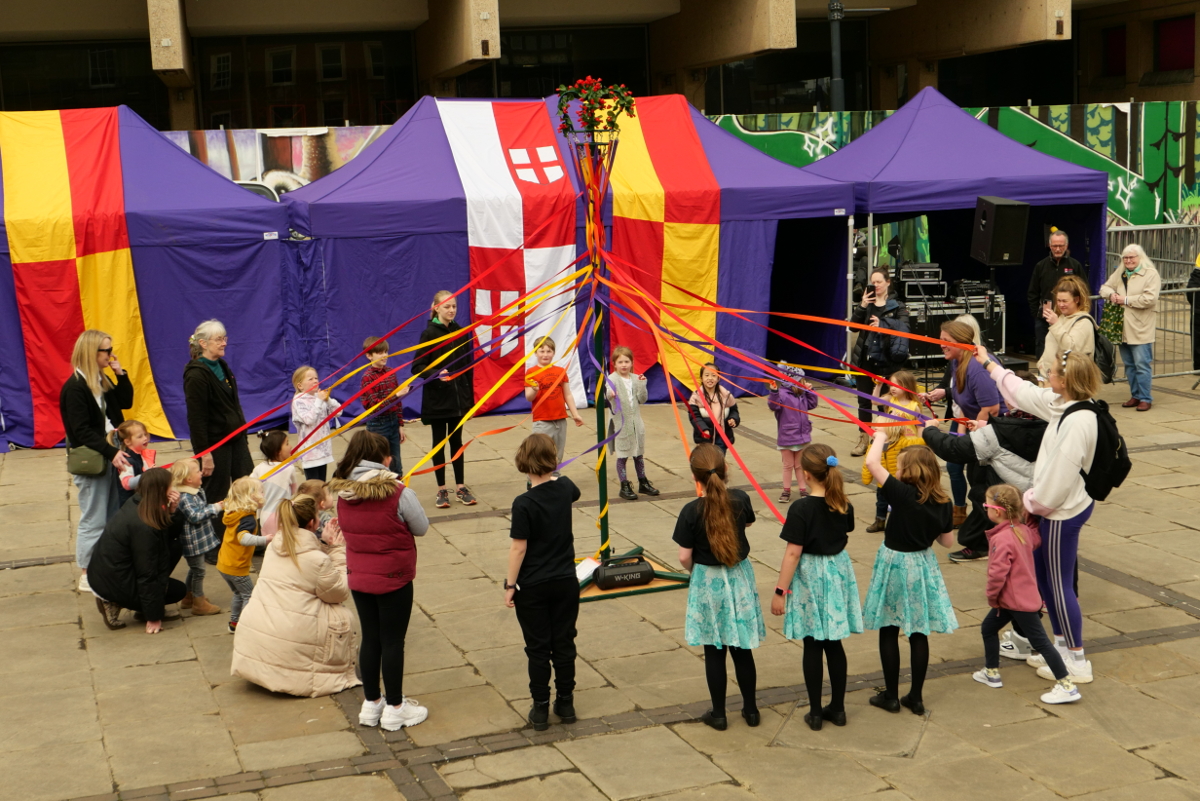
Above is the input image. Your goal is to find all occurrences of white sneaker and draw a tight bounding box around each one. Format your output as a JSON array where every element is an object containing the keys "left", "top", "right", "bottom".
[
  {"left": 359, "top": 698, "right": 385, "bottom": 727},
  {"left": 1026, "top": 643, "right": 1067, "bottom": 669},
  {"left": 1040, "top": 679, "right": 1082, "bottom": 704},
  {"left": 972, "top": 668, "right": 1003, "bottom": 688},
  {"left": 78, "top": 573, "right": 91, "bottom": 593},
  {"left": 999, "top": 631, "right": 1032, "bottom": 660},
  {"left": 1037, "top": 658, "right": 1093, "bottom": 684},
  {"left": 381, "top": 697, "right": 428, "bottom": 731}
]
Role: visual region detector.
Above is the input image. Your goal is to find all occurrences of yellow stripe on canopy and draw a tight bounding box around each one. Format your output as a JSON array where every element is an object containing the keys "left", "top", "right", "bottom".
[{"left": 0, "top": 111, "right": 77, "bottom": 263}]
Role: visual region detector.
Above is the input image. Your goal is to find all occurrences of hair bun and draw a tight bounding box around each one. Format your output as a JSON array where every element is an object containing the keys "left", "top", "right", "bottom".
[
  {"left": 256, "top": 431, "right": 267, "bottom": 440},
  {"left": 826, "top": 455, "right": 838, "bottom": 467}
]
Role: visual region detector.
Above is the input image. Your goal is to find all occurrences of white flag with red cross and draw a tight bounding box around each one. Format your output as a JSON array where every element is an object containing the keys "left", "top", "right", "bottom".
[{"left": 436, "top": 100, "right": 585, "bottom": 415}]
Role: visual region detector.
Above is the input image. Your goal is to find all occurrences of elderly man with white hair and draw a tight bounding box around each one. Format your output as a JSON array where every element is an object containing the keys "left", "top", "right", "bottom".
[
  {"left": 1026, "top": 230, "right": 1087, "bottom": 360},
  {"left": 1101, "top": 244, "right": 1161, "bottom": 411}
]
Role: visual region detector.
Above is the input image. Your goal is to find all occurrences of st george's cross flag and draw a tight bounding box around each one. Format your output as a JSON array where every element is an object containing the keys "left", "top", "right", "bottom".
[{"left": 436, "top": 100, "right": 585, "bottom": 414}]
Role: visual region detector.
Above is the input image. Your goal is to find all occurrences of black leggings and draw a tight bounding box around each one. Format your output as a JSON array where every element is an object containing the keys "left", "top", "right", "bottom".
[
  {"left": 879, "top": 627, "right": 929, "bottom": 703},
  {"left": 703, "top": 645, "right": 757, "bottom": 717},
  {"left": 428, "top": 416, "right": 465, "bottom": 487},
  {"left": 803, "top": 637, "right": 848, "bottom": 715},
  {"left": 352, "top": 583, "right": 414, "bottom": 706},
  {"left": 200, "top": 435, "right": 254, "bottom": 504},
  {"left": 855, "top": 372, "right": 877, "bottom": 424}
]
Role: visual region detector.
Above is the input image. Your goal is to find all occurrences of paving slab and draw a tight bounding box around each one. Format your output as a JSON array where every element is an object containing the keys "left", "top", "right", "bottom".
[
  {"left": 1137, "top": 734, "right": 1200, "bottom": 782},
  {"left": 237, "top": 730, "right": 364, "bottom": 772},
  {"left": 1090, "top": 605, "right": 1200, "bottom": 634},
  {"left": 0, "top": 738, "right": 112, "bottom": 801},
  {"left": 468, "top": 643, "right": 609, "bottom": 701},
  {"left": 1070, "top": 779, "right": 1200, "bottom": 801},
  {"left": 105, "top": 711, "right": 242, "bottom": 789},
  {"left": 774, "top": 687, "right": 929, "bottom": 758},
  {"left": 1093, "top": 643, "right": 1200, "bottom": 684},
  {"left": 404, "top": 684, "right": 525, "bottom": 746},
  {"left": 0, "top": 685, "right": 102, "bottom": 753},
  {"left": 713, "top": 746, "right": 889, "bottom": 801},
  {"left": 260, "top": 774, "right": 404, "bottom": 800},
  {"left": 459, "top": 771, "right": 607, "bottom": 801},
  {"left": 439, "top": 745, "right": 575, "bottom": 789},
  {"left": 997, "top": 728, "right": 1160, "bottom": 796},
  {"left": 404, "top": 665, "right": 488, "bottom": 696},
  {"left": 885, "top": 753, "right": 1061, "bottom": 801},
  {"left": 557, "top": 727, "right": 731, "bottom": 801},
  {"left": 214, "top": 681, "right": 351, "bottom": 745},
  {"left": 671, "top": 707, "right": 787, "bottom": 755}
]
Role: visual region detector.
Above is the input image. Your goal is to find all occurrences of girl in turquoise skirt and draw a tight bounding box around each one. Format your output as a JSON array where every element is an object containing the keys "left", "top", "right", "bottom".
[
  {"left": 772, "top": 443, "right": 862, "bottom": 731},
  {"left": 863, "top": 431, "right": 957, "bottom": 716},
  {"left": 673, "top": 443, "right": 764, "bottom": 731}
]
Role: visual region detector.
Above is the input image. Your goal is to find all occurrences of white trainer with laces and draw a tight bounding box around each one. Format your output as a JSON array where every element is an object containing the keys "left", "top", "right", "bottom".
[
  {"left": 972, "top": 668, "right": 1003, "bottom": 688},
  {"left": 78, "top": 573, "right": 91, "bottom": 593},
  {"left": 1037, "top": 658, "right": 1093, "bottom": 684},
  {"left": 999, "top": 631, "right": 1032, "bottom": 660},
  {"left": 381, "top": 697, "right": 428, "bottom": 731},
  {"left": 1040, "top": 680, "right": 1081, "bottom": 704},
  {"left": 359, "top": 698, "right": 385, "bottom": 727}
]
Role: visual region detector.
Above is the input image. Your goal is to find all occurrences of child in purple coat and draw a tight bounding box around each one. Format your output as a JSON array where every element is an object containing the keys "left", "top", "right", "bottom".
[{"left": 768, "top": 365, "right": 818, "bottom": 503}]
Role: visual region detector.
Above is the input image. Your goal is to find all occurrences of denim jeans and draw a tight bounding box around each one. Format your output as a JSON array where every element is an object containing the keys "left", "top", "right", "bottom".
[
  {"left": 184, "top": 553, "right": 208, "bottom": 597},
  {"left": 366, "top": 418, "right": 402, "bottom": 473},
  {"left": 74, "top": 464, "right": 120, "bottom": 568},
  {"left": 1119, "top": 343, "right": 1153, "bottom": 402}
]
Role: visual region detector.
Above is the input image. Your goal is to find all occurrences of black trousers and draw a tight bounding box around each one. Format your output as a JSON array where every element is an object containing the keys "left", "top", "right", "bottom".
[
  {"left": 201, "top": 434, "right": 254, "bottom": 504},
  {"left": 1032, "top": 315, "right": 1049, "bottom": 361},
  {"left": 428, "top": 415, "right": 466, "bottom": 487},
  {"left": 303, "top": 465, "right": 328, "bottom": 481},
  {"left": 982, "top": 607, "right": 1068, "bottom": 679},
  {"left": 112, "top": 577, "right": 188, "bottom": 617},
  {"left": 353, "top": 583, "right": 414, "bottom": 706},
  {"left": 855, "top": 372, "right": 877, "bottom": 425},
  {"left": 514, "top": 576, "right": 579, "bottom": 704}
]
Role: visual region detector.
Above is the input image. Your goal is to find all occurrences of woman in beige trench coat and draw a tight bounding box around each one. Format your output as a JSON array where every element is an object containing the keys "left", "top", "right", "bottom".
[{"left": 232, "top": 495, "right": 360, "bottom": 697}]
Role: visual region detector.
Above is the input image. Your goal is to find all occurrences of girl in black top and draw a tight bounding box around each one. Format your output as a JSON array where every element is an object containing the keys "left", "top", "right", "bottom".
[
  {"left": 672, "top": 444, "right": 763, "bottom": 731},
  {"left": 771, "top": 444, "right": 862, "bottom": 731},
  {"left": 862, "top": 431, "right": 958, "bottom": 716},
  {"left": 505, "top": 433, "right": 581, "bottom": 732}
]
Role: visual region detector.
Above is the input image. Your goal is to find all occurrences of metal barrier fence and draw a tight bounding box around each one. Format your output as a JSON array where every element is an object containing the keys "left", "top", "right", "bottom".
[{"left": 1104, "top": 225, "right": 1199, "bottom": 379}]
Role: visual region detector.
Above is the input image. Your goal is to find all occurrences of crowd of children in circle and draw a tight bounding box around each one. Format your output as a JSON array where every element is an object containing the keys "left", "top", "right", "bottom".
[{"left": 63, "top": 276, "right": 1111, "bottom": 737}]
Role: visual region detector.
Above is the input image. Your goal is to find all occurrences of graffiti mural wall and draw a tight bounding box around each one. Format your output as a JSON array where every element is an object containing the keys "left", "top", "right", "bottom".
[{"left": 711, "top": 102, "right": 1200, "bottom": 226}]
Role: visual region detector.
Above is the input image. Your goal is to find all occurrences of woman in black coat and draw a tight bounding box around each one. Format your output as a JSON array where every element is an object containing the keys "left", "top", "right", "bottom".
[
  {"left": 60, "top": 329, "right": 133, "bottom": 592},
  {"left": 88, "top": 468, "right": 188, "bottom": 634},
  {"left": 183, "top": 319, "right": 253, "bottom": 503},
  {"left": 411, "top": 291, "right": 476, "bottom": 509},
  {"left": 849, "top": 267, "right": 909, "bottom": 456}
]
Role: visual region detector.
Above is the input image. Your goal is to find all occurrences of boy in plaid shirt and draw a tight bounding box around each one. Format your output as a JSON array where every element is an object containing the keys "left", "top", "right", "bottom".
[
  {"left": 169, "top": 458, "right": 224, "bottom": 616},
  {"left": 361, "top": 337, "right": 408, "bottom": 471}
]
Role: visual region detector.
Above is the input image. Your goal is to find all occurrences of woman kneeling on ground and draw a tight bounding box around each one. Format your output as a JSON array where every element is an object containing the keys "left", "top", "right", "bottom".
[
  {"left": 88, "top": 468, "right": 187, "bottom": 634},
  {"left": 232, "top": 495, "right": 360, "bottom": 697}
]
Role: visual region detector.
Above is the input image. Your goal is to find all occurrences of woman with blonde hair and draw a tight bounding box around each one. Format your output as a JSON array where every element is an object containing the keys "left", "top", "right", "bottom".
[
  {"left": 1100, "top": 243, "right": 1161, "bottom": 411},
  {"left": 232, "top": 494, "right": 360, "bottom": 697},
  {"left": 1038, "top": 275, "right": 1096, "bottom": 384},
  {"left": 60, "top": 329, "right": 134, "bottom": 592}
]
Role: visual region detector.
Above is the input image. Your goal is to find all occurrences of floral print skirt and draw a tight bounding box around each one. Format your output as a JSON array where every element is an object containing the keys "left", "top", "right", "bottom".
[
  {"left": 783, "top": 551, "right": 864, "bottom": 642},
  {"left": 862, "top": 543, "right": 958, "bottom": 636},
  {"left": 685, "top": 558, "right": 766, "bottom": 649}
]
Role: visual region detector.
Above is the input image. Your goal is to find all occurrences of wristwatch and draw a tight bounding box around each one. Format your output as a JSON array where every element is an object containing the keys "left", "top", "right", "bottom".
[{"left": 504, "top": 581, "right": 517, "bottom": 591}]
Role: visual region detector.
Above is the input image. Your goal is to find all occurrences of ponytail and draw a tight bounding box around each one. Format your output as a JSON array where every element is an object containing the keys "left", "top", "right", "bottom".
[
  {"left": 800, "top": 444, "right": 848, "bottom": 514},
  {"left": 689, "top": 444, "right": 740, "bottom": 567},
  {"left": 276, "top": 495, "right": 319, "bottom": 571}
]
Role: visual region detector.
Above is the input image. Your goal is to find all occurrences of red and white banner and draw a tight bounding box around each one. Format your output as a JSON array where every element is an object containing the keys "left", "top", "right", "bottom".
[{"left": 437, "top": 100, "right": 584, "bottom": 414}]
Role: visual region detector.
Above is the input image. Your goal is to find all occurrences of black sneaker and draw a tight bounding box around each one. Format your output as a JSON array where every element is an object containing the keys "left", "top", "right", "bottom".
[
  {"left": 435, "top": 489, "right": 451, "bottom": 509},
  {"left": 456, "top": 486, "right": 477, "bottom": 506},
  {"left": 948, "top": 548, "right": 987, "bottom": 563}
]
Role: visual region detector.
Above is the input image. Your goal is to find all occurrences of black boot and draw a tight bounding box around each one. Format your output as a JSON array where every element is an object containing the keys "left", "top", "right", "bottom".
[
  {"left": 553, "top": 694, "right": 576, "bottom": 723},
  {"left": 619, "top": 481, "right": 637, "bottom": 501},
  {"left": 638, "top": 477, "right": 660, "bottom": 496},
  {"left": 528, "top": 701, "right": 550, "bottom": 731}
]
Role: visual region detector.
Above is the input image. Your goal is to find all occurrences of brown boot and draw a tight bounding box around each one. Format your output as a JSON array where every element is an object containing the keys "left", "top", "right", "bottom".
[
  {"left": 952, "top": 506, "right": 968, "bottom": 529},
  {"left": 851, "top": 432, "right": 869, "bottom": 457},
  {"left": 866, "top": 516, "right": 887, "bottom": 533},
  {"left": 180, "top": 591, "right": 194, "bottom": 609},
  {"left": 189, "top": 596, "right": 223, "bottom": 616}
]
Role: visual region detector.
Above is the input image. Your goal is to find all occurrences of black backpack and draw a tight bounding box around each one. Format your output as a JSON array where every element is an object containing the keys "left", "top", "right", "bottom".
[
  {"left": 1088, "top": 315, "right": 1117, "bottom": 384},
  {"left": 1057, "top": 399, "right": 1131, "bottom": 501}
]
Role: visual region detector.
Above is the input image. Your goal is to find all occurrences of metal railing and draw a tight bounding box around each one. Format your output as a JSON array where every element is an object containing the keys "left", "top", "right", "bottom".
[{"left": 1104, "top": 224, "right": 1199, "bottom": 379}]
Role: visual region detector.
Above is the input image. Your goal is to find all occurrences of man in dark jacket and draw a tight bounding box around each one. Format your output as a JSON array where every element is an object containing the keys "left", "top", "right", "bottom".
[{"left": 1026, "top": 231, "right": 1086, "bottom": 358}]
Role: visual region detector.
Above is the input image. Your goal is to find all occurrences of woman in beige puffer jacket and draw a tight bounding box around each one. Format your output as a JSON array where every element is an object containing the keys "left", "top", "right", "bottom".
[{"left": 232, "top": 495, "right": 360, "bottom": 697}]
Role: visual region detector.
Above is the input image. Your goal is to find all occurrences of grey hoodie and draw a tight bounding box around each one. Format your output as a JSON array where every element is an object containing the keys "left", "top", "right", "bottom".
[{"left": 336, "top": 460, "right": 430, "bottom": 536}]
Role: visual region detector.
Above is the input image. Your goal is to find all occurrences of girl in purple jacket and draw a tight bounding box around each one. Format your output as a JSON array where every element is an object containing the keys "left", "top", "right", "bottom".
[{"left": 768, "top": 365, "right": 818, "bottom": 503}]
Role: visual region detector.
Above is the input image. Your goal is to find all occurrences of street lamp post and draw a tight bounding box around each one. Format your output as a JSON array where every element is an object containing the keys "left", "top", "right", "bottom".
[{"left": 829, "top": 1, "right": 846, "bottom": 112}]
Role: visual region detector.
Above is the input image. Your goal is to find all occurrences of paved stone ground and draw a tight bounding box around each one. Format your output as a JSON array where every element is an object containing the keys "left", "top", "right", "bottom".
[{"left": 3, "top": 375, "right": 1200, "bottom": 801}]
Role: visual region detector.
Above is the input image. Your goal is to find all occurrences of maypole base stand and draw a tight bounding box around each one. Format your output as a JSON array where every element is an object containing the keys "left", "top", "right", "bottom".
[{"left": 576, "top": 547, "right": 689, "bottom": 602}]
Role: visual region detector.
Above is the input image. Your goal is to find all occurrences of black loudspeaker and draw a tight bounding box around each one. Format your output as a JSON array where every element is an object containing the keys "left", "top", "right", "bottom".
[{"left": 971, "top": 196, "right": 1030, "bottom": 266}]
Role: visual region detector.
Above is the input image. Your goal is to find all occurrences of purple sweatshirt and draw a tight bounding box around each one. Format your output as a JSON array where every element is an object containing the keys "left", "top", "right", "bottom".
[{"left": 767, "top": 386, "right": 818, "bottom": 448}]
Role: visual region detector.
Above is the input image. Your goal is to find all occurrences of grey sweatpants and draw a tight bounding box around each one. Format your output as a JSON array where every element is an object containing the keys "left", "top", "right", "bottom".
[{"left": 533, "top": 418, "right": 568, "bottom": 472}]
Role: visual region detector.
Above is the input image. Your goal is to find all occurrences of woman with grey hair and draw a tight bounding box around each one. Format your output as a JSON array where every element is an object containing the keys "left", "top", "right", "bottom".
[
  {"left": 183, "top": 320, "right": 253, "bottom": 502},
  {"left": 1100, "top": 244, "right": 1161, "bottom": 411}
]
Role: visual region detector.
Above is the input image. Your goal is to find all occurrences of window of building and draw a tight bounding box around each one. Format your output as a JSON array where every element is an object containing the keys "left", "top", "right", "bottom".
[
  {"left": 211, "top": 53, "right": 232, "bottom": 90},
  {"left": 211, "top": 110, "right": 232, "bottom": 129},
  {"left": 318, "top": 44, "right": 344, "bottom": 81},
  {"left": 1101, "top": 26, "right": 1127, "bottom": 77},
  {"left": 267, "top": 48, "right": 295, "bottom": 85},
  {"left": 1155, "top": 16, "right": 1195, "bottom": 72},
  {"left": 367, "top": 43, "right": 385, "bottom": 79},
  {"left": 89, "top": 49, "right": 116, "bottom": 88},
  {"left": 378, "top": 99, "right": 405, "bottom": 124},
  {"left": 321, "top": 98, "right": 345, "bottom": 124},
  {"left": 270, "top": 103, "right": 305, "bottom": 127}
]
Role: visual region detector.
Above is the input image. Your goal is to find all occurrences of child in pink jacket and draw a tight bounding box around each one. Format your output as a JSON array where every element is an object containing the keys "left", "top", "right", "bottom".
[{"left": 973, "top": 484, "right": 1081, "bottom": 705}]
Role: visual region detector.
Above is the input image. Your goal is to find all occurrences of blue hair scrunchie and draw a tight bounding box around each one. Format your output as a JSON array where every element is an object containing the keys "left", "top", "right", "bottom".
[{"left": 826, "top": 455, "right": 839, "bottom": 467}]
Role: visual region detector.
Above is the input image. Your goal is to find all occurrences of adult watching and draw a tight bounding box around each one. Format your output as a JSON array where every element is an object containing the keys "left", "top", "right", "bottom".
[
  {"left": 849, "top": 268, "right": 909, "bottom": 457},
  {"left": 61, "top": 329, "right": 133, "bottom": 593},
  {"left": 1100, "top": 244, "right": 1161, "bottom": 412},
  {"left": 1027, "top": 230, "right": 1086, "bottom": 359},
  {"left": 331, "top": 430, "right": 430, "bottom": 732},
  {"left": 1037, "top": 275, "right": 1095, "bottom": 383},
  {"left": 88, "top": 468, "right": 186, "bottom": 634},
  {"left": 938, "top": 320, "right": 1006, "bottom": 564},
  {"left": 232, "top": 495, "right": 360, "bottom": 697},
  {"left": 184, "top": 319, "right": 253, "bottom": 502},
  {"left": 975, "top": 346, "right": 1100, "bottom": 685}
]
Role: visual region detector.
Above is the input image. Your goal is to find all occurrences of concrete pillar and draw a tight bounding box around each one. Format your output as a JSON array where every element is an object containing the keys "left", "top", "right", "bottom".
[
  {"left": 146, "top": 0, "right": 195, "bottom": 130},
  {"left": 415, "top": 0, "right": 500, "bottom": 95}
]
